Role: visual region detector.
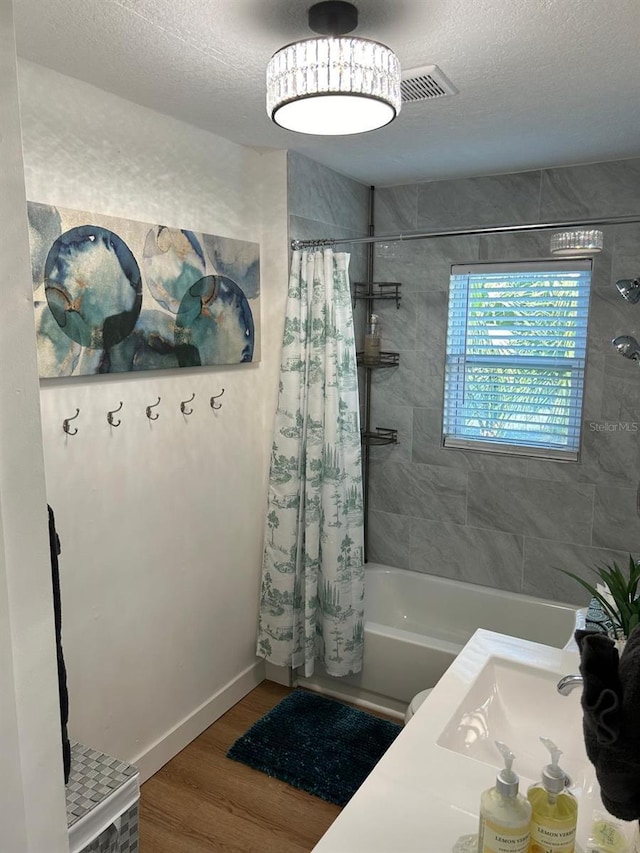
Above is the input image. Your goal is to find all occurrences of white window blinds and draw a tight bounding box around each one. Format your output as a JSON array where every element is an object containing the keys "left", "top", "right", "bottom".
[{"left": 443, "top": 259, "right": 592, "bottom": 460}]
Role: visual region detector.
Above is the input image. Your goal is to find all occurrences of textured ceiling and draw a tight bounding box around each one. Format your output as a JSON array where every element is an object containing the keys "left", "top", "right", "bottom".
[{"left": 13, "top": 0, "right": 640, "bottom": 186}]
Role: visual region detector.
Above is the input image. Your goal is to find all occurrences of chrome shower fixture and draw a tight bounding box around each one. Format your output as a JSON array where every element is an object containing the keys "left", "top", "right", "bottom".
[
  {"left": 616, "top": 278, "right": 640, "bottom": 304},
  {"left": 612, "top": 334, "right": 640, "bottom": 362}
]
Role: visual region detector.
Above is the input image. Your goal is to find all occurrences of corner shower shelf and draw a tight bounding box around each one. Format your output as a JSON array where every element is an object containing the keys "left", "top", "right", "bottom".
[
  {"left": 352, "top": 281, "right": 402, "bottom": 309},
  {"left": 354, "top": 283, "right": 402, "bottom": 448},
  {"left": 356, "top": 351, "right": 400, "bottom": 368},
  {"left": 361, "top": 427, "right": 398, "bottom": 446}
]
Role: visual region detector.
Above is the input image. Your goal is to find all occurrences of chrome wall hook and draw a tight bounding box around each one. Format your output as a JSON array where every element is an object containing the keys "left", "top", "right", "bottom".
[
  {"left": 146, "top": 397, "right": 161, "bottom": 420},
  {"left": 180, "top": 393, "right": 196, "bottom": 415},
  {"left": 107, "top": 401, "right": 123, "bottom": 427},
  {"left": 63, "top": 409, "right": 80, "bottom": 435},
  {"left": 210, "top": 388, "right": 225, "bottom": 410}
]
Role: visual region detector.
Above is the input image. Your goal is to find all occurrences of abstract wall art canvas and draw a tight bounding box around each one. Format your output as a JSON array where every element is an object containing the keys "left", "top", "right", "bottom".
[{"left": 28, "top": 202, "right": 260, "bottom": 377}]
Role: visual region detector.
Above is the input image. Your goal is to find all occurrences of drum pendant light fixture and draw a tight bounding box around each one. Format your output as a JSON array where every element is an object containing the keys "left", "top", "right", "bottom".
[
  {"left": 550, "top": 229, "right": 604, "bottom": 255},
  {"left": 266, "top": 1, "right": 401, "bottom": 135}
]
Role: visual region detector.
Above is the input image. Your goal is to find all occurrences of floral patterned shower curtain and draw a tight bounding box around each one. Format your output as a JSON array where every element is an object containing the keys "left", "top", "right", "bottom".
[{"left": 257, "top": 248, "right": 365, "bottom": 677}]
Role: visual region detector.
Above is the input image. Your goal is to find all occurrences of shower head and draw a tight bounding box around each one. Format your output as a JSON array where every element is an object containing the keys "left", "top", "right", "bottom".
[
  {"left": 616, "top": 278, "right": 640, "bottom": 304},
  {"left": 612, "top": 334, "right": 640, "bottom": 362}
]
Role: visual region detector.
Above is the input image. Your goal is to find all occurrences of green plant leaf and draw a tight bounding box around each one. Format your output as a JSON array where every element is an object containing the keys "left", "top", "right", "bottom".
[
  {"left": 555, "top": 555, "right": 640, "bottom": 639},
  {"left": 596, "top": 562, "right": 627, "bottom": 602},
  {"left": 629, "top": 554, "right": 640, "bottom": 601},
  {"left": 556, "top": 568, "right": 622, "bottom": 629}
]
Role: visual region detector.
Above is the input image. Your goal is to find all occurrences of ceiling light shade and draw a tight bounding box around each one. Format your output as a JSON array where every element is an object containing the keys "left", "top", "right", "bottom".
[
  {"left": 266, "top": 2, "right": 401, "bottom": 135},
  {"left": 550, "top": 229, "right": 604, "bottom": 255}
]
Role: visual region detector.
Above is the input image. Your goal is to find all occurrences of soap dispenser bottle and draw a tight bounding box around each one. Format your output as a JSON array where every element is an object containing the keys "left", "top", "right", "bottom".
[
  {"left": 477, "top": 741, "right": 532, "bottom": 853},
  {"left": 527, "top": 736, "right": 578, "bottom": 852}
]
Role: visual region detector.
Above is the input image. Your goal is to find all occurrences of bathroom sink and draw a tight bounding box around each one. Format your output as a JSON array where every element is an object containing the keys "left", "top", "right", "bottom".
[
  {"left": 437, "top": 655, "right": 587, "bottom": 784},
  {"left": 313, "top": 629, "right": 602, "bottom": 852}
]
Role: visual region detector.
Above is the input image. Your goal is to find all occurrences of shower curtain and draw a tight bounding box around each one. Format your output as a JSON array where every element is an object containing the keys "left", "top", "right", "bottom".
[{"left": 257, "top": 248, "right": 365, "bottom": 677}]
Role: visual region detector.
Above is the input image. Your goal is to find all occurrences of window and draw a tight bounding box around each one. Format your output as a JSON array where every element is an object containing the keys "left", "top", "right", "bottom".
[{"left": 443, "top": 259, "right": 592, "bottom": 460}]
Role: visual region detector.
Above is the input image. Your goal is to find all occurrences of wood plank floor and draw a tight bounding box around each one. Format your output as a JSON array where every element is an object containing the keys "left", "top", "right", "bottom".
[{"left": 139, "top": 681, "right": 343, "bottom": 852}]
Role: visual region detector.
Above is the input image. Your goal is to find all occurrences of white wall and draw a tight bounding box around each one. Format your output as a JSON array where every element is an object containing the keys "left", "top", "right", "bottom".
[
  {"left": 18, "top": 59, "right": 289, "bottom": 781},
  {"left": 0, "top": 7, "right": 68, "bottom": 851}
]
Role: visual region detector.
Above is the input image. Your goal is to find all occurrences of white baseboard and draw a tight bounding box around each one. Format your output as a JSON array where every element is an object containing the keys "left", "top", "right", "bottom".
[{"left": 132, "top": 659, "right": 266, "bottom": 783}]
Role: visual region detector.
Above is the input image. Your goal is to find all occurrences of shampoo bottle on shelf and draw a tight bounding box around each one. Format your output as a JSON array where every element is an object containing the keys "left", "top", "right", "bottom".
[
  {"left": 363, "top": 313, "right": 381, "bottom": 365},
  {"left": 527, "top": 737, "right": 578, "bottom": 853},
  {"left": 477, "top": 741, "right": 532, "bottom": 853}
]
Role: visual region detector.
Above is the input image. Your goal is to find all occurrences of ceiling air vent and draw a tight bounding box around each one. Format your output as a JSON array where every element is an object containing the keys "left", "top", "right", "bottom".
[{"left": 401, "top": 65, "right": 458, "bottom": 103}]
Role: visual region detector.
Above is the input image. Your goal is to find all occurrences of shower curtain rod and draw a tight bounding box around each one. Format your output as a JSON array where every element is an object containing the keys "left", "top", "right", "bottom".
[{"left": 290, "top": 214, "right": 640, "bottom": 250}]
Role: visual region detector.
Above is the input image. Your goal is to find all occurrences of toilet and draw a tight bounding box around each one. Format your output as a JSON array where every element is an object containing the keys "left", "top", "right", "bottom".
[{"left": 404, "top": 688, "right": 433, "bottom": 724}]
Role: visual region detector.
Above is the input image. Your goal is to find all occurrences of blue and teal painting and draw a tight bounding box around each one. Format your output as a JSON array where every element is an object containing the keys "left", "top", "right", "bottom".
[{"left": 28, "top": 202, "right": 260, "bottom": 377}]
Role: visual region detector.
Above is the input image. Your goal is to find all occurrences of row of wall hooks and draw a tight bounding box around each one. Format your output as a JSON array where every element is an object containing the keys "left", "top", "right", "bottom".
[{"left": 62, "top": 389, "right": 225, "bottom": 434}]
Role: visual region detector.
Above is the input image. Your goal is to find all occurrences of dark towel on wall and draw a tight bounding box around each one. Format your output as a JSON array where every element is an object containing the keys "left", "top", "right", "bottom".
[
  {"left": 575, "top": 626, "right": 640, "bottom": 821},
  {"left": 48, "top": 505, "right": 70, "bottom": 784}
]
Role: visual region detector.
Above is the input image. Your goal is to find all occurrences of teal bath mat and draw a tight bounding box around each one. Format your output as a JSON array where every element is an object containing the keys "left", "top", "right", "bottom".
[{"left": 226, "top": 689, "right": 402, "bottom": 806}]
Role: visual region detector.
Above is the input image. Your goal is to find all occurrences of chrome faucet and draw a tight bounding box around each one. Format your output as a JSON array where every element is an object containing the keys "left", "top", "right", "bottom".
[{"left": 557, "top": 674, "right": 583, "bottom": 696}]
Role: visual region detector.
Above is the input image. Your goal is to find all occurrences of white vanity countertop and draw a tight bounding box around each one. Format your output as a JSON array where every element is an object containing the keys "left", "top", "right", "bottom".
[{"left": 312, "top": 629, "right": 602, "bottom": 853}]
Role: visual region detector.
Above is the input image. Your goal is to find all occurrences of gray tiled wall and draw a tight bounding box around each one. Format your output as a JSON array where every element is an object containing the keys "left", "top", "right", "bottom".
[
  {"left": 287, "top": 151, "right": 369, "bottom": 286},
  {"left": 368, "top": 158, "right": 640, "bottom": 605}
]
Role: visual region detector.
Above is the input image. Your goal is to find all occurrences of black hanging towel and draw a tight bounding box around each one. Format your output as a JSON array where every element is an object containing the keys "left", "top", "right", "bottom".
[{"left": 48, "top": 505, "right": 70, "bottom": 783}]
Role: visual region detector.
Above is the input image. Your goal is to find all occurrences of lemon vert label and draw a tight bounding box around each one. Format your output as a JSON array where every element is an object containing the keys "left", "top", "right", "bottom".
[
  {"left": 529, "top": 819, "right": 576, "bottom": 852},
  {"left": 478, "top": 816, "right": 530, "bottom": 853}
]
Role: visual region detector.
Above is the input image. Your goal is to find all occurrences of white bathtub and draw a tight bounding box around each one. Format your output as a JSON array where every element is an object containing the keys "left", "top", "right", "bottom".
[{"left": 298, "top": 564, "right": 580, "bottom": 718}]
